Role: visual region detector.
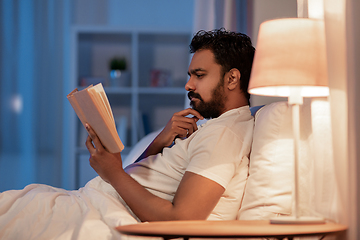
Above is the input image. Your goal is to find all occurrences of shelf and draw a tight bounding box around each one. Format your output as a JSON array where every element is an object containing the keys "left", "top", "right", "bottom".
[
  {"left": 104, "top": 87, "right": 133, "bottom": 94},
  {"left": 138, "top": 87, "right": 186, "bottom": 94},
  {"left": 103, "top": 87, "right": 186, "bottom": 95}
]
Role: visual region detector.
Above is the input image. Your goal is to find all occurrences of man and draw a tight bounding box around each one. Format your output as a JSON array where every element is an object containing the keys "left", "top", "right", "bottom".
[{"left": 85, "top": 28, "right": 255, "bottom": 222}]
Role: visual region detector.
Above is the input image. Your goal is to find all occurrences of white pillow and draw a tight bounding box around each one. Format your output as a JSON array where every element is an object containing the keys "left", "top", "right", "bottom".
[
  {"left": 238, "top": 101, "right": 294, "bottom": 220},
  {"left": 238, "top": 99, "right": 332, "bottom": 220},
  {"left": 122, "top": 129, "right": 162, "bottom": 168}
]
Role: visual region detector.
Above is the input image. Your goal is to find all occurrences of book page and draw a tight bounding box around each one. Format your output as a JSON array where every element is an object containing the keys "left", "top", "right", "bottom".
[
  {"left": 67, "top": 88, "right": 87, "bottom": 127},
  {"left": 88, "top": 84, "right": 115, "bottom": 128},
  {"left": 87, "top": 85, "right": 119, "bottom": 146}
]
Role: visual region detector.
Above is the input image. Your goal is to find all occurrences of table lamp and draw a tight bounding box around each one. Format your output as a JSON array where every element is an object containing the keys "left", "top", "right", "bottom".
[{"left": 248, "top": 18, "right": 329, "bottom": 224}]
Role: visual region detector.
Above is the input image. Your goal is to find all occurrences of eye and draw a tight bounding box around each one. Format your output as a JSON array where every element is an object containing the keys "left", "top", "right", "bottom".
[{"left": 196, "top": 74, "right": 205, "bottom": 78}]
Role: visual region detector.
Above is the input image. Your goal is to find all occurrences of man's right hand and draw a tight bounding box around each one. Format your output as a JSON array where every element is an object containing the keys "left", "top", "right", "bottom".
[
  {"left": 156, "top": 108, "right": 204, "bottom": 147},
  {"left": 135, "top": 108, "right": 204, "bottom": 162}
]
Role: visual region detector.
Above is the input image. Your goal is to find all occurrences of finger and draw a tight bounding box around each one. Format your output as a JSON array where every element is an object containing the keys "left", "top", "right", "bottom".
[
  {"left": 179, "top": 120, "right": 197, "bottom": 136},
  {"left": 172, "top": 114, "right": 198, "bottom": 126},
  {"left": 186, "top": 108, "right": 204, "bottom": 120},
  {"left": 187, "top": 124, "right": 196, "bottom": 137},
  {"left": 85, "top": 135, "right": 96, "bottom": 154},
  {"left": 85, "top": 124, "right": 105, "bottom": 151},
  {"left": 174, "top": 115, "right": 198, "bottom": 134},
  {"left": 176, "top": 108, "right": 204, "bottom": 120},
  {"left": 189, "top": 116, "right": 198, "bottom": 133},
  {"left": 173, "top": 127, "right": 188, "bottom": 139},
  {"left": 172, "top": 120, "right": 197, "bottom": 138}
]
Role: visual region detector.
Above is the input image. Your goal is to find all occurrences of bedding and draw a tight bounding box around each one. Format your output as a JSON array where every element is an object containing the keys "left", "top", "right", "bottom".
[
  {"left": 0, "top": 176, "right": 139, "bottom": 240},
  {"left": 238, "top": 99, "right": 336, "bottom": 221},
  {"left": 0, "top": 106, "right": 253, "bottom": 239},
  {"left": 0, "top": 100, "right": 335, "bottom": 239},
  {"left": 238, "top": 101, "right": 294, "bottom": 219}
]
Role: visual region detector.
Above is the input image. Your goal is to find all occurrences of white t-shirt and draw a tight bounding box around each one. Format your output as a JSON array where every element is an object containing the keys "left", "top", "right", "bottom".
[{"left": 125, "top": 106, "right": 254, "bottom": 220}]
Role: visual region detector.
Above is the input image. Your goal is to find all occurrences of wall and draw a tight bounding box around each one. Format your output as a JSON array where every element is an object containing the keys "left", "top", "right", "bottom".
[
  {"left": 74, "top": 0, "right": 194, "bottom": 29},
  {"left": 249, "top": 0, "right": 297, "bottom": 106},
  {"left": 346, "top": 0, "right": 360, "bottom": 238},
  {"left": 323, "top": 0, "right": 360, "bottom": 238}
]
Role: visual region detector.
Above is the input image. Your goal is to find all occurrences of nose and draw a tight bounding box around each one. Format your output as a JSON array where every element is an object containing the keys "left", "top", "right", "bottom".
[{"left": 185, "top": 76, "right": 195, "bottom": 92}]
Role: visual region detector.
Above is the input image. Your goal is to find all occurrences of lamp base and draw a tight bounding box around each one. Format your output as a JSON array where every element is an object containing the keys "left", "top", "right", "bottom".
[{"left": 270, "top": 216, "right": 326, "bottom": 224}]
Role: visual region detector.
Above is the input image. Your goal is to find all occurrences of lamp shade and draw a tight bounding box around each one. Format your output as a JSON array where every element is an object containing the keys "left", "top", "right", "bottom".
[{"left": 248, "top": 18, "right": 329, "bottom": 97}]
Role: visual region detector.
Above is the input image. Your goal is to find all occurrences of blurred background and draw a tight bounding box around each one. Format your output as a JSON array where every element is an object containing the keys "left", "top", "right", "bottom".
[{"left": 0, "top": 0, "right": 297, "bottom": 191}]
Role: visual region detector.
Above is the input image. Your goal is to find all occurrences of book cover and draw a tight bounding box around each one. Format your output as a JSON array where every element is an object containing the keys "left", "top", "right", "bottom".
[{"left": 67, "top": 83, "right": 124, "bottom": 153}]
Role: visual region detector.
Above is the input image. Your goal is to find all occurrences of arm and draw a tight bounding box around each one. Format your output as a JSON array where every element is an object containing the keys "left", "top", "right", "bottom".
[
  {"left": 135, "top": 108, "right": 204, "bottom": 162},
  {"left": 85, "top": 124, "right": 224, "bottom": 221}
]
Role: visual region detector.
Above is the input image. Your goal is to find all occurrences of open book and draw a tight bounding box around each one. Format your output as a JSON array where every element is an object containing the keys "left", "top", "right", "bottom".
[{"left": 67, "top": 83, "right": 124, "bottom": 153}]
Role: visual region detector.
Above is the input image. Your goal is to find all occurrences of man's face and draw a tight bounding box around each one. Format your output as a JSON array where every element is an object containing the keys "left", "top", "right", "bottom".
[{"left": 186, "top": 49, "right": 226, "bottom": 119}]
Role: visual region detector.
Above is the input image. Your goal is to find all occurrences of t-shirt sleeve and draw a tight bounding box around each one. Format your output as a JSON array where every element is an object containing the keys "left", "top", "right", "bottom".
[{"left": 185, "top": 125, "right": 243, "bottom": 188}]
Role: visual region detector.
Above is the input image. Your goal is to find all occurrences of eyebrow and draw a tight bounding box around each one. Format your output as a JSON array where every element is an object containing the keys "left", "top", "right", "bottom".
[{"left": 187, "top": 68, "right": 207, "bottom": 76}]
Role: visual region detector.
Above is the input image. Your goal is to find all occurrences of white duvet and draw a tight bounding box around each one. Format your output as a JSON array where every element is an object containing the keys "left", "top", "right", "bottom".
[{"left": 0, "top": 176, "right": 141, "bottom": 240}]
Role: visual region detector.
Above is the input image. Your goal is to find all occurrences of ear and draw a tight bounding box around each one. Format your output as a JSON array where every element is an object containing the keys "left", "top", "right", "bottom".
[{"left": 225, "top": 68, "right": 241, "bottom": 91}]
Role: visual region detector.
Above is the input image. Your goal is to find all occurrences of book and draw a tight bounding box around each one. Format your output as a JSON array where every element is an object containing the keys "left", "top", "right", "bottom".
[{"left": 67, "top": 83, "right": 124, "bottom": 153}]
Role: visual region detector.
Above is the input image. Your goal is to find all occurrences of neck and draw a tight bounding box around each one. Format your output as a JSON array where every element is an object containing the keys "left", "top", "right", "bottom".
[{"left": 221, "top": 92, "right": 248, "bottom": 115}]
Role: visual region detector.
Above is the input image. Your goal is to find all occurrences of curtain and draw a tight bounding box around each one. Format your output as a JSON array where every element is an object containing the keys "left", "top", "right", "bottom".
[
  {"left": 0, "top": 0, "right": 71, "bottom": 191},
  {"left": 0, "top": 0, "right": 37, "bottom": 189},
  {"left": 346, "top": 0, "right": 360, "bottom": 238},
  {"left": 325, "top": 0, "right": 360, "bottom": 239},
  {"left": 323, "top": 0, "right": 349, "bottom": 238},
  {"left": 192, "top": 0, "right": 249, "bottom": 34}
]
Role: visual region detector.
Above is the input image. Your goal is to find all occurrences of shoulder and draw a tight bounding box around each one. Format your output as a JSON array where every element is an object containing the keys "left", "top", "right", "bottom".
[{"left": 196, "top": 106, "right": 254, "bottom": 140}]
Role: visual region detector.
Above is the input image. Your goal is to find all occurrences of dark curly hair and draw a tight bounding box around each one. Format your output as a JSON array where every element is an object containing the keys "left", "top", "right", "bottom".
[{"left": 189, "top": 28, "right": 255, "bottom": 104}]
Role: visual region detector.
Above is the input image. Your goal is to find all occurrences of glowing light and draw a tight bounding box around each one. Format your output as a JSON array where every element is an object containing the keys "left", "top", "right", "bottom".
[
  {"left": 308, "top": 0, "right": 324, "bottom": 19},
  {"left": 10, "top": 94, "right": 23, "bottom": 114}
]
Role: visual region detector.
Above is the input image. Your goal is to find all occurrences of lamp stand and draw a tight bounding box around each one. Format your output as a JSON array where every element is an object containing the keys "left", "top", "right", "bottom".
[{"left": 270, "top": 92, "right": 325, "bottom": 224}]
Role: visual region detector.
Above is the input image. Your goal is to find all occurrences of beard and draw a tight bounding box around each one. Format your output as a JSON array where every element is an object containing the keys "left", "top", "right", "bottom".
[{"left": 188, "top": 78, "right": 226, "bottom": 119}]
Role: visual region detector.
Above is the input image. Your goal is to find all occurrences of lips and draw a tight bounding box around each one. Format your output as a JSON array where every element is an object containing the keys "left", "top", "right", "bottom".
[
  {"left": 188, "top": 91, "right": 202, "bottom": 101},
  {"left": 189, "top": 96, "right": 199, "bottom": 101}
]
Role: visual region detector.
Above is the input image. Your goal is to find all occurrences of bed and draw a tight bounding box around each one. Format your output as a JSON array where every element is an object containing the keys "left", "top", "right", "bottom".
[{"left": 0, "top": 99, "right": 337, "bottom": 239}]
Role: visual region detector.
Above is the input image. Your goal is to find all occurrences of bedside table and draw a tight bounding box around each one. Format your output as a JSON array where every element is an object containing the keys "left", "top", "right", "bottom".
[{"left": 116, "top": 220, "right": 347, "bottom": 240}]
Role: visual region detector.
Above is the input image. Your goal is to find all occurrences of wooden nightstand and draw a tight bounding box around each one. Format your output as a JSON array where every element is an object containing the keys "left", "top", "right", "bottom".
[{"left": 116, "top": 220, "right": 347, "bottom": 240}]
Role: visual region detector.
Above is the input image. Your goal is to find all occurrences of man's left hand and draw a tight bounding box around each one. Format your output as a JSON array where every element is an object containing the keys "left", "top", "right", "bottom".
[{"left": 85, "top": 124, "right": 123, "bottom": 183}]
